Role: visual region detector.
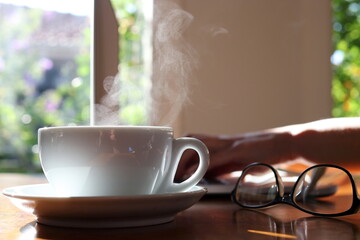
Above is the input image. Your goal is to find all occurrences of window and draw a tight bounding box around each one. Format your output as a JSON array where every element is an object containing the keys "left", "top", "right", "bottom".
[
  {"left": 0, "top": 0, "right": 92, "bottom": 171},
  {"left": 0, "top": 0, "right": 150, "bottom": 172}
]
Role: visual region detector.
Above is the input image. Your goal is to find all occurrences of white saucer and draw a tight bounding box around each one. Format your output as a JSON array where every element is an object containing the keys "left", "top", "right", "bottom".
[{"left": 3, "top": 184, "right": 207, "bottom": 228}]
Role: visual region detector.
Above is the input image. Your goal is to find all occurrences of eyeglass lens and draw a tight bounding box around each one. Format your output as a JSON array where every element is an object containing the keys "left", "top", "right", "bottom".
[
  {"left": 234, "top": 165, "right": 278, "bottom": 207},
  {"left": 293, "top": 166, "right": 353, "bottom": 215}
]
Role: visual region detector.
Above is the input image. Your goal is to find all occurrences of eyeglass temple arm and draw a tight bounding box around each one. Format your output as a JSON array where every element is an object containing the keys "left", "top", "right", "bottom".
[
  {"left": 302, "top": 167, "right": 326, "bottom": 199},
  {"left": 274, "top": 168, "right": 285, "bottom": 197}
]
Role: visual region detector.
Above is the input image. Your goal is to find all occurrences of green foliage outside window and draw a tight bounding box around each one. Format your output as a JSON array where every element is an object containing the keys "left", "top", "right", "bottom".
[
  {"left": 0, "top": 5, "right": 91, "bottom": 172},
  {"left": 332, "top": 0, "right": 360, "bottom": 116},
  {"left": 111, "top": 0, "right": 148, "bottom": 125}
]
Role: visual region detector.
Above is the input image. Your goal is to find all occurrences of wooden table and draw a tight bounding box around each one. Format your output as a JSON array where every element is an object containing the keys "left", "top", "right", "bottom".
[{"left": 1, "top": 173, "right": 360, "bottom": 240}]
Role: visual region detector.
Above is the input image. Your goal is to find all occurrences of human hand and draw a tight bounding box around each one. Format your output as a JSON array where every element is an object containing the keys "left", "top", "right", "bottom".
[
  {"left": 175, "top": 118, "right": 360, "bottom": 182},
  {"left": 175, "top": 132, "right": 294, "bottom": 182}
]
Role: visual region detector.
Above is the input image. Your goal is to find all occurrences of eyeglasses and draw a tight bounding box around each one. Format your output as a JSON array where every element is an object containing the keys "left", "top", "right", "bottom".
[{"left": 231, "top": 162, "right": 360, "bottom": 217}]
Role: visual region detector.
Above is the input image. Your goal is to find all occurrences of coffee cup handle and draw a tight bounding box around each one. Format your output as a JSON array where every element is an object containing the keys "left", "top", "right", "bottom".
[{"left": 163, "top": 137, "right": 209, "bottom": 193}]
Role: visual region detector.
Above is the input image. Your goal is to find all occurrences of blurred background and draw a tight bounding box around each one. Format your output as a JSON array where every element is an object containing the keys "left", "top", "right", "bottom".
[{"left": 0, "top": 0, "right": 359, "bottom": 172}]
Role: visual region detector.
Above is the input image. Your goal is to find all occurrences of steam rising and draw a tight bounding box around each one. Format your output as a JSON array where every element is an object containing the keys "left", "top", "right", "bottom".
[
  {"left": 207, "top": 26, "right": 229, "bottom": 37},
  {"left": 150, "top": 1, "right": 198, "bottom": 126},
  {"left": 95, "top": 75, "right": 120, "bottom": 125},
  {"left": 94, "top": 1, "right": 198, "bottom": 126}
]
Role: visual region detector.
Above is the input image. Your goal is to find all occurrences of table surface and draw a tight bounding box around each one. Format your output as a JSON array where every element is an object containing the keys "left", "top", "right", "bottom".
[{"left": 1, "top": 173, "right": 360, "bottom": 240}]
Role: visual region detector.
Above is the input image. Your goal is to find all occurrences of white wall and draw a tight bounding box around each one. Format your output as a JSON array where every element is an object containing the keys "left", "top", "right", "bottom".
[{"left": 156, "top": 0, "right": 333, "bottom": 136}]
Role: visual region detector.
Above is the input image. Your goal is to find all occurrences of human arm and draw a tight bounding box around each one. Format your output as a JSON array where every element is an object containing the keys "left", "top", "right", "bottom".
[{"left": 176, "top": 117, "right": 360, "bottom": 181}]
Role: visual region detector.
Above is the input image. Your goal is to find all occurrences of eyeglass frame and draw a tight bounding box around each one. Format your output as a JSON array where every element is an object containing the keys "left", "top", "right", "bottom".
[{"left": 230, "top": 162, "right": 360, "bottom": 217}]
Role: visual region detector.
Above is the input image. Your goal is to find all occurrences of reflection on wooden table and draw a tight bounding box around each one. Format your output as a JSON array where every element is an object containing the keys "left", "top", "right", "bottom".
[{"left": 0, "top": 173, "right": 360, "bottom": 240}]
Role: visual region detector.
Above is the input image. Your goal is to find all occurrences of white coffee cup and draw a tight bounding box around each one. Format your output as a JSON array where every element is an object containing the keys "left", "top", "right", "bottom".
[{"left": 38, "top": 126, "right": 209, "bottom": 197}]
